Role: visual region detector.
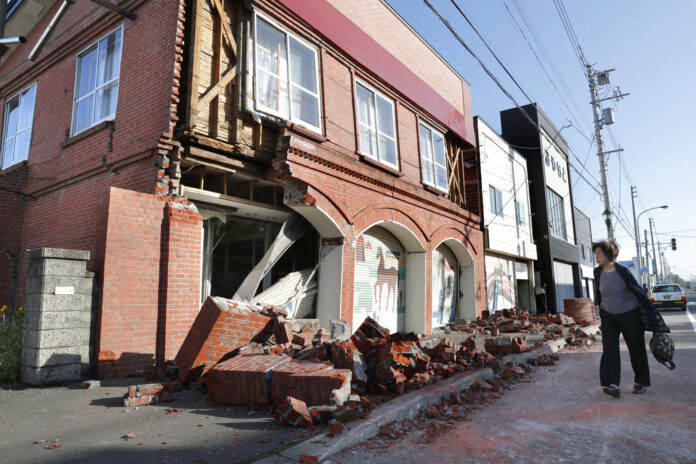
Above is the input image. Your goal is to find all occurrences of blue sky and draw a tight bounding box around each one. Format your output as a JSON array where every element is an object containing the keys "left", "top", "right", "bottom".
[{"left": 387, "top": 0, "right": 696, "bottom": 280}]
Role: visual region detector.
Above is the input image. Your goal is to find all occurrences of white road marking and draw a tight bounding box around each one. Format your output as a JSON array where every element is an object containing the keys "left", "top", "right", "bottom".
[{"left": 686, "top": 307, "right": 696, "bottom": 333}]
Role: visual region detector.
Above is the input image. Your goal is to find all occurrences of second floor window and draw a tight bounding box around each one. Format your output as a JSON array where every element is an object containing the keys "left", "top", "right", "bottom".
[
  {"left": 419, "top": 122, "right": 448, "bottom": 192},
  {"left": 489, "top": 186, "right": 503, "bottom": 217},
  {"left": 546, "top": 187, "right": 567, "bottom": 240},
  {"left": 515, "top": 200, "right": 526, "bottom": 226},
  {"left": 72, "top": 26, "right": 123, "bottom": 135},
  {"left": 355, "top": 81, "right": 397, "bottom": 169},
  {"left": 2, "top": 83, "right": 37, "bottom": 170},
  {"left": 255, "top": 14, "right": 321, "bottom": 133}
]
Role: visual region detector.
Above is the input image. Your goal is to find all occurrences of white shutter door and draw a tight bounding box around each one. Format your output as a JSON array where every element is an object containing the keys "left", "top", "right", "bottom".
[
  {"left": 432, "top": 244, "right": 457, "bottom": 327},
  {"left": 553, "top": 261, "right": 574, "bottom": 312},
  {"left": 353, "top": 226, "right": 405, "bottom": 333}
]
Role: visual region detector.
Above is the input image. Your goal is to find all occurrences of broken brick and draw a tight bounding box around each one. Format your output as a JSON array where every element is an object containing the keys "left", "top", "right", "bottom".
[
  {"left": 208, "top": 353, "right": 291, "bottom": 406},
  {"left": 275, "top": 396, "right": 313, "bottom": 428},
  {"left": 350, "top": 316, "right": 390, "bottom": 342},
  {"left": 175, "top": 297, "right": 273, "bottom": 382}
]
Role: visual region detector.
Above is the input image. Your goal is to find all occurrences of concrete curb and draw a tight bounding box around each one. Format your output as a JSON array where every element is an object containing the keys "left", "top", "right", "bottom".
[
  {"left": 260, "top": 368, "right": 494, "bottom": 463},
  {"left": 255, "top": 328, "right": 603, "bottom": 463}
]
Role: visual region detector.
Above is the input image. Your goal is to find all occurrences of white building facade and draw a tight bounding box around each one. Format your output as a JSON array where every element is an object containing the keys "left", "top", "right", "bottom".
[{"left": 476, "top": 118, "right": 538, "bottom": 312}]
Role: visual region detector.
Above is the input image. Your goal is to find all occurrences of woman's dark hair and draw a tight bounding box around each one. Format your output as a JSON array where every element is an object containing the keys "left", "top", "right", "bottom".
[{"left": 592, "top": 240, "right": 619, "bottom": 261}]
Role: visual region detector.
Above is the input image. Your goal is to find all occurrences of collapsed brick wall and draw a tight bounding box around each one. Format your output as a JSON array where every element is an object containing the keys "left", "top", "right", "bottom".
[{"left": 99, "top": 187, "right": 202, "bottom": 377}]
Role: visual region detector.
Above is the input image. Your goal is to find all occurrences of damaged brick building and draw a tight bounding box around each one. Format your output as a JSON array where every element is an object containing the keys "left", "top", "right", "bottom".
[{"left": 0, "top": 0, "right": 485, "bottom": 377}]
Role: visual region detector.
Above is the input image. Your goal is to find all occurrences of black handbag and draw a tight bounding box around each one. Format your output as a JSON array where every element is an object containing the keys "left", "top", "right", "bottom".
[{"left": 649, "top": 333, "right": 676, "bottom": 370}]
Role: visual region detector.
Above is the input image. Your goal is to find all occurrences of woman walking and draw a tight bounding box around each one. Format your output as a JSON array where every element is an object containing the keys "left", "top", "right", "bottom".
[{"left": 592, "top": 240, "right": 670, "bottom": 398}]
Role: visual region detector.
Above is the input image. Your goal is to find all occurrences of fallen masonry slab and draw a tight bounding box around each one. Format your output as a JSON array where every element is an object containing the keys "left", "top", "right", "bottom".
[
  {"left": 208, "top": 352, "right": 292, "bottom": 406},
  {"left": 270, "top": 360, "right": 352, "bottom": 407},
  {"left": 123, "top": 383, "right": 163, "bottom": 407},
  {"left": 174, "top": 297, "right": 273, "bottom": 382}
]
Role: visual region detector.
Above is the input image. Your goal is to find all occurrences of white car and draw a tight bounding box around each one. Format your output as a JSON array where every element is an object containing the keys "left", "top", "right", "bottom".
[{"left": 650, "top": 284, "right": 687, "bottom": 310}]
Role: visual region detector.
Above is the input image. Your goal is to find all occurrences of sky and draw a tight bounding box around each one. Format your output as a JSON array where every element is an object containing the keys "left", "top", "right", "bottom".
[{"left": 386, "top": 0, "right": 696, "bottom": 282}]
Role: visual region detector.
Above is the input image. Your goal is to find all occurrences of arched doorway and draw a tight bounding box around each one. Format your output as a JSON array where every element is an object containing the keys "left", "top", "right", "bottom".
[
  {"left": 432, "top": 243, "right": 457, "bottom": 328},
  {"left": 353, "top": 225, "right": 406, "bottom": 333}
]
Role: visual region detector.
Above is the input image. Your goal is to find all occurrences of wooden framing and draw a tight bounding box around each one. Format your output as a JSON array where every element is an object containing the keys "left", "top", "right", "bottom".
[{"left": 446, "top": 137, "right": 467, "bottom": 209}]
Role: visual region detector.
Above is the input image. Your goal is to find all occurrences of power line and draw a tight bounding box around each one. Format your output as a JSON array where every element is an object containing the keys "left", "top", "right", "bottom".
[
  {"left": 449, "top": 0, "right": 534, "bottom": 104},
  {"left": 502, "top": 0, "right": 591, "bottom": 137},
  {"left": 552, "top": 0, "right": 588, "bottom": 70},
  {"left": 421, "top": 0, "right": 604, "bottom": 203}
]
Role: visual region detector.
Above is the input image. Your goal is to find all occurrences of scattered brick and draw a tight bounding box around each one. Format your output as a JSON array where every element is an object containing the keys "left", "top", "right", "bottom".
[{"left": 275, "top": 397, "right": 313, "bottom": 428}]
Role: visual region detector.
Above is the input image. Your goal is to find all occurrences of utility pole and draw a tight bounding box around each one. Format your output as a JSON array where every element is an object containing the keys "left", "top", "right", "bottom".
[
  {"left": 657, "top": 241, "right": 665, "bottom": 278},
  {"left": 649, "top": 218, "right": 658, "bottom": 283},
  {"left": 644, "top": 229, "right": 651, "bottom": 287},
  {"left": 630, "top": 186, "right": 642, "bottom": 284},
  {"left": 586, "top": 66, "right": 629, "bottom": 240}
]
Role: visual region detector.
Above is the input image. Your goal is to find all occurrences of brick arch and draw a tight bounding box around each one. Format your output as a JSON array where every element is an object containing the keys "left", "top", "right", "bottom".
[
  {"left": 284, "top": 183, "right": 349, "bottom": 238},
  {"left": 350, "top": 205, "right": 428, "bottom": 251},
  {"left": 428, "top": 226, "right": 484, "bottom": 321},
  {"left": 428, "top": 224, "right": 480, "bottom": 258}
]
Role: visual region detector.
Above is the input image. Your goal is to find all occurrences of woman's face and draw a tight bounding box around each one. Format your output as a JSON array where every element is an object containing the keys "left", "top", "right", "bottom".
[{"left": 594, "top": 247, "right": 609, "bottom": 266}]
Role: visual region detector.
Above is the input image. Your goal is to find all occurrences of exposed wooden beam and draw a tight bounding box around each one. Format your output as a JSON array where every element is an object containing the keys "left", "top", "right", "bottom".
[
  {"left": 210, "top": 0, "right": 237, "bottom": 57},
  {"left": 198, "top": 67, "right": 237, "bottom": 109}
]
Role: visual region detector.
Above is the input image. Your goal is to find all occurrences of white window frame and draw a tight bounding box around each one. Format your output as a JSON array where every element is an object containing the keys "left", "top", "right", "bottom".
[
  {"left": 515, "top": 200, "right": 525, "bottom": 226},
  {"left": 2, "top": 82, "right": 37, "bottom": 170},
  {"left": 546, "top": 187, "right": 567, "bottom": 240},
  {"left": 489, "top": 185, "right": 503, "bottom": 217},
  {"left": 253, "top": 12, "right": 322, "bottom": 134},
  {"left": 354, "top": 78, "right": 399, "bottom": 170},
  {"left": 70, "top": 25, "right": 124, "bottom": 136},
  {"left": 419, "top": 121, "right": 448, "bottom": 193}
]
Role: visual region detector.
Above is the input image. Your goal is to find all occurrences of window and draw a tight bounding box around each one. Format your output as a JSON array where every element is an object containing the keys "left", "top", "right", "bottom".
[
  {"left": 72, "top": 26, "right": 123, "bottom": 135},
  {"left": 355, "top": 81, "right": 398, "bottom": 168},
  {"left": 2, "top": 83, "right": 36, "bottom": 170},
  {"left": 546, "top": 187, "right": 567, "bottom": 240},
  {"left": 515, "top": 201, "right": 526, "bottom": 226},
  {"left": 419, "top": 122, "right": 447, "bottom": 192},
  {"left": 581, "top": 243, "right": 586, "bottom": 259},
  {"left": 489, "top": 186, "right": 503, "bottom": 217},
  {"left": 254, "top": 14, "right": 321, "bottom": 133}
]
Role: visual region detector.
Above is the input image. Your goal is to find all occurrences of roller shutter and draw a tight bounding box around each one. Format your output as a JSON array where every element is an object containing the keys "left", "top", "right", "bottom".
[
  {"left": 432, "top": 244, "right": 457, "bottom": 327},
  {"left": 353, "top": 226, "right": 405, "bottom": 333},
  {"left": 553, "top": 260, "right": 574, "bottom": 312}
]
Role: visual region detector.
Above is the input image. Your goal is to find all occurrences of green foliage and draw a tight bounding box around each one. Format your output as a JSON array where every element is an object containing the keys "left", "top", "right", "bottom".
[{"left": 0, "top": 306, "right": 24, "bottom": 383}]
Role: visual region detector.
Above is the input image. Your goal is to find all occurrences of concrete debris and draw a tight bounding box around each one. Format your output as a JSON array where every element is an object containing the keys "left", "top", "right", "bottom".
[{"left": 330, "top": 319, "right": 351, "bottom": 341}]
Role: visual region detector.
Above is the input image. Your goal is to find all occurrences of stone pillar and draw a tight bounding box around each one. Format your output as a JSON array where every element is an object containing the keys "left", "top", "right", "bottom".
[{"left": 21, "top": 248, "right": 92, "bottom": 386}]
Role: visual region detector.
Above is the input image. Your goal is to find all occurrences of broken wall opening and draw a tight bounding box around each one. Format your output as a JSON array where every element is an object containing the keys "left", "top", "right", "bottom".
[{"left": 182, "top": 167, "right": 322, "bottom": 318}]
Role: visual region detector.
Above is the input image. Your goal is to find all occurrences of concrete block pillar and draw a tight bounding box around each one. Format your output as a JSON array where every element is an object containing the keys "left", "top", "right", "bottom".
[{"left": 21, "top": 248, "right": 92, "bottom": 386}]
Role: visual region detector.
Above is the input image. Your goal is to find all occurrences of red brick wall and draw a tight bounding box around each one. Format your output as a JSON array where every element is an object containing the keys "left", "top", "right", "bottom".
[
  {"left": 0, "top": 0, "right": 184, "bottom": 308},
  {"left": 98, "top": 187, "right": 201, "bottom": 377},
  {"left": 0, "top": 165, "right": 27, "bottom": 309}
]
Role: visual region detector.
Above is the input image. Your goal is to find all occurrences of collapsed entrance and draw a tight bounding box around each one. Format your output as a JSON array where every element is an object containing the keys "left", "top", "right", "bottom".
[{"left": 181, "top": 167, "right": 320, "bottom": 318}]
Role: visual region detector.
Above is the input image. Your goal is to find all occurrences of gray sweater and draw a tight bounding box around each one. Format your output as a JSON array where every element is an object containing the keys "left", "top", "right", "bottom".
[{"left": 598, "top": 268, "right": 640, "bottom": 314}]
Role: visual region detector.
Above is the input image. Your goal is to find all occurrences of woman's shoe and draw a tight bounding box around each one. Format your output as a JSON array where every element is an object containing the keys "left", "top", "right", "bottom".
[
  {"left": 602, "top": 384, "right": 620, "bottom": 398},
  {"left": 632, "top": 384, "right": 647, "bottom": 394}
]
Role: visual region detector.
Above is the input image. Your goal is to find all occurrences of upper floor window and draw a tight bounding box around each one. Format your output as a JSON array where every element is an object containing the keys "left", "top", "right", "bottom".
[
  {"left": 546, "top": 187, "right": 567, "bottom": 240},
  {"left": 489, "top": 186, "right": 503, "bottom": 217},
  {"left": 72, "top": 26, "right": 123, "bottom": 135},
  {"left": 515, "top": 200, "right": 526, "bottom": 226},
  {"left": 355, "top": 80, "right": 398, "bottom": 169},
  {"left": 254, "top": 14, "right": 321, "bottom": 133},
  {"left": 2, "top": 83, "right": 37, "bottom": 170},
  {"left": 419, "top": 122, "right": 447, "bottom": 192}
]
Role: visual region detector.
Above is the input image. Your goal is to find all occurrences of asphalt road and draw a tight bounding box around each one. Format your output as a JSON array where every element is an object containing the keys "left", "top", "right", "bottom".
[{"left": 336, "top": 299, "right": 696, "bottom": 464}]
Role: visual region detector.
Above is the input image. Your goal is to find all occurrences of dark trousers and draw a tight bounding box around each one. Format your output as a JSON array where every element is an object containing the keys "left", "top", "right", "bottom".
[{"left": 600, "top": 308, "right": 651, "bottom": 387}]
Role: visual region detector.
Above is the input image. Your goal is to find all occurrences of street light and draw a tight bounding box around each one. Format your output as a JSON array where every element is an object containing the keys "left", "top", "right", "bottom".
[{"left": 632, "top": 203, "right": 668, "bottom": 285}]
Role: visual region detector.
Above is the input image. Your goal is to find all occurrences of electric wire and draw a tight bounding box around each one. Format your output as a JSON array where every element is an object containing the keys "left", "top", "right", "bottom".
[{"left": 449, "top": 0, "right": 534, "bottom": 104}]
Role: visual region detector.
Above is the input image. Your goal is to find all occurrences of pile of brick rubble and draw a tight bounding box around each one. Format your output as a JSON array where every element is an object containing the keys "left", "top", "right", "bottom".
[{"left": 117, "top": 296, "right": 599, "bottom": 431}]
